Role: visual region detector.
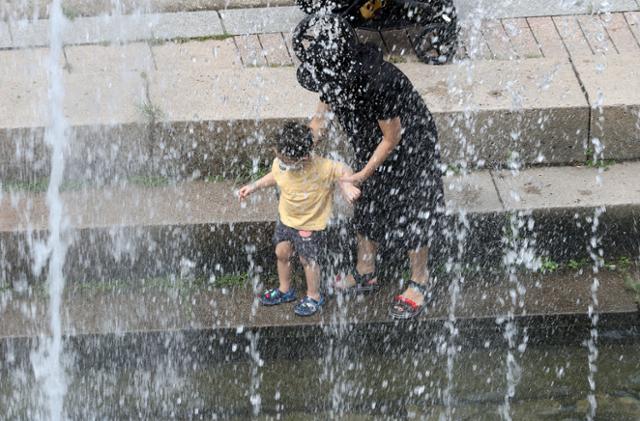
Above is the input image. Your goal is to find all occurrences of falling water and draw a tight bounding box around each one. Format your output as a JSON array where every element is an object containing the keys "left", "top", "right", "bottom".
[
  {"left": 584, "top": 82, "right": 608, "bottom": 421},
  {"left": 498, "top": 211, "right": 538, "bottom": 420},
  {"left": 29, "top": 0, "right": 70, "bottom": 419},
  {"left": 497, "top": 79, "right": 538, "bottom": 420},
  {"left": 441, "top": 207, "right": 469, "bottom": 420},
  {"left": 586, "top": 206, "right": 604, "bottom": 420}
]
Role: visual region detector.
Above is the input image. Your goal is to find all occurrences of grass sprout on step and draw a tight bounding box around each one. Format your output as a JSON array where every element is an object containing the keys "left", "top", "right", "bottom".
[
  {"left": 127, "top": 175, "right": 171, "bottom": 188},
  {"left": 150, "top": 34, "right": 234, "bottom": 45},
  {"left": 138, "top": 100, "right": 164, "bottom": 124},
  {"left": 585, "top": 147, "right": 615, "bottom": 169},
  {"left": 540, "top": 257, "right": 559, "bottom": 273}
]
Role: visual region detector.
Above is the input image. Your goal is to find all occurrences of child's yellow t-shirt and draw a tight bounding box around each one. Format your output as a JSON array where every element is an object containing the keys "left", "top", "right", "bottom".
[{"left": 272, "top": 156, "right": 342, "bottom": 231}]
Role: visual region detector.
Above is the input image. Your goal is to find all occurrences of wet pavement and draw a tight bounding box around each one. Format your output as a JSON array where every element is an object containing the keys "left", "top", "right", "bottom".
[{"left": 0, "top": 266, "right": 636, "bottom": 340}]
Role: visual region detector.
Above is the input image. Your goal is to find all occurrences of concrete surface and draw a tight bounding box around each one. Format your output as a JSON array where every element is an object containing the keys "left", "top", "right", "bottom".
[
  {"left": 0, "top": 162, "right": 637, "bottom": 285},
  {"left": 147, "top": 67, "right": 314, "bottom": 121},
  {"left": 3, "top": 0, "right": 638, "bottom": 20},
  {"left": 5, "top": 162, "right": 637, "bottom": 233},
  {"left": 151, "top": 38, "right": 243, "bottom": 71},
  {"left": 444, "top": 170, "right": 503, "bottom": 213},
  {"left": 63, "top": 71, "right": 147, "bottom": 126},
  {"left": 605, "top": 12, "right": 640, "bottom": 55},
  {"left": 219, "top": 6, "right": 304, "bottom": 35},
  {"left": 0, "top": 21, "right": 11, "bottom": 48},
  {"left": 0, "top": 51, "right": 610, "bottom": 182},
  {"left": 574, "top": 55, "right": 640, "bottom": 162},
  {"left": 456, "top": 0, "right": 640, "bottom": 21},
  {"left": 0, "top": 170, "right": 501, "bottom": 234},
  {"left": 64, "top": 42, "right": 155, "bottom": 73},
  {"left": 493, "top": 161, "right": 640, "bottom": 210},
  {"left": 402, "top": 58, "right": 589, "bottom": 164},
  {"left": 65, "top": 13, "right": 152, "bottom": 45},
  {"left": 9, "top": 18, "right": 50, "bottom": 48},
  {"left": 148, "top": 10, "right": 224, "bottom": 40},
  {"left": 526, "top": 16, "right": 569, "bottom": 60},
  {"left": 0, "top": 265, "right": 636, "bottom": 340}
]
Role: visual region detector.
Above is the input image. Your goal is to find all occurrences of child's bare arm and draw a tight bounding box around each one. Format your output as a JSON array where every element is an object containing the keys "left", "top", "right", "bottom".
[
  {"left": 335, "top": 163, "right": 361, "bottom": 204},
  {"left": 238, "top": 172, "right": 276, "bottom": 200}
]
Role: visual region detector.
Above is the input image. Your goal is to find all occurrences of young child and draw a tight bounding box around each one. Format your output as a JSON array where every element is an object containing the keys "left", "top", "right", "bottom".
[{"left": 238, "top": 122, "right": 360, "bottom": 316}]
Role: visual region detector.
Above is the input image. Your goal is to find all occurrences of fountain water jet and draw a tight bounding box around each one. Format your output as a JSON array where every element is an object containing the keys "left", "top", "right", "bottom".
[{"left": 29, "top": 1, "right": 70, "bottom": 419}]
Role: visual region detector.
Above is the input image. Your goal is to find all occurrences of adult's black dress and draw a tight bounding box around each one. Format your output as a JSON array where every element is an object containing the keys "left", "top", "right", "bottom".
[{"left": 299, "top": 43, "right": 445, "bottom": 255}]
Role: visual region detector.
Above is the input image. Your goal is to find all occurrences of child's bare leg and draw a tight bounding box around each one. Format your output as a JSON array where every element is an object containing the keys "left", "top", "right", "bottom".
[
  {"left": 275, "top": 241, "right": 293, "bottom": 292},
  {"left": 300, "top": 257, "right": 321, "bottom": 301}
]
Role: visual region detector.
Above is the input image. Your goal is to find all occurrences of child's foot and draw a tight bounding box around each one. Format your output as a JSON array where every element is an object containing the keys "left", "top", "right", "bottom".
[
  {"left": 293, "top": 295, "right": 325, "bottom": 316},
  {"left": 259, "top": 288, "right": 296, "bottom": 306}
]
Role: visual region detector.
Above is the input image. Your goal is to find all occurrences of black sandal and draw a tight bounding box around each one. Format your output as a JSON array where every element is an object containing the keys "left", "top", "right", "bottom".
[
  {"left": 334, "top": 271, "right": 379, "bottom": 294},
  {"left": 389, "top": 280, "right": 432, "bottom": 320}
]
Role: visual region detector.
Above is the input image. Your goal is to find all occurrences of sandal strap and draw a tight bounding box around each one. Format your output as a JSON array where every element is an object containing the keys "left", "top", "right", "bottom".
[
  {"left": 353, "top": 271, "right": 377, "bottom": 286},
  {"left": 407, "top": 280, "right": 430, "bottom": 297},
  {"left": 393, "top": 295, "right": 419, "bottom": 310}
]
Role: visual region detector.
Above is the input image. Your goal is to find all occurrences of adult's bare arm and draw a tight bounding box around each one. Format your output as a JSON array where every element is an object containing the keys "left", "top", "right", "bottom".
[
  {"left": 341, "top": 117, "right": 402, "bottom": 185},
  {"left": 309, "top": 101, "right": 331, "bottom": 145}
]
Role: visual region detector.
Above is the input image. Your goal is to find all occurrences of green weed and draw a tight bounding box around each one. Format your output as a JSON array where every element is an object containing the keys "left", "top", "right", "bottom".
[
  {"left": 540, "top": 257, "right": 559, "bottom": 273},
  {"left": 62, "top": 5, "right": 80, "bottom": 20},
  {"left": 387, "top": 55, "right": 407, "bottom": 64},
  {"left": 567, "top": 258, "right": 588, "bottom": 270},
  {"left": 127, "top": 175, "right": 170, "bottom": 188},
  {"left": 150, "top": 34, "right": 234, "bottom": 46},
  {"left": 585, "top": 146, "right": 615, "bottom": 169},
  {"left": 137, "top": 101, "right": 164, "bottom": 123}
]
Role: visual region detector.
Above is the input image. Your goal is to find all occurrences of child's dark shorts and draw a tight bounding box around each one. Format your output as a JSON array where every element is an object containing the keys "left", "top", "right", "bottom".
[{"left": 273, "top": 221, "right": 326, "bottom": 262}]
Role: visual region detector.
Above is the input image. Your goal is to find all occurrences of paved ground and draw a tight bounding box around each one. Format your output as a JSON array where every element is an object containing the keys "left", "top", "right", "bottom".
[
  {"left": 2, "top": 0, "right": 639, "bottom": 20},
  {"left": 1, "top": 161, "right": 639, "bottom": 232},
  {"left": 2, "top": 5, "right": 640, "bottom": 61},
  {"left": 2, "top": 10, "right": 640, "bottom": 183},
  {"left": 0, "top": 262, "right": 636, "bottom": 338}
]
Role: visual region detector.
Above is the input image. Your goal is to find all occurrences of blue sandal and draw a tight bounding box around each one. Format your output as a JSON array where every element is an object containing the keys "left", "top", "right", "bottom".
[
  {"left": 259, "top": 288, "right": 296, "bottom": 306},
  {"left": 293, "top": 295, "right": 325, "bottom": 317}
]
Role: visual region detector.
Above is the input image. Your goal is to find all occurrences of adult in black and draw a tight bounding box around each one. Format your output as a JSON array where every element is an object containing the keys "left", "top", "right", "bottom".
[{"left": 296, "top": 16, "right": 445, "bottom": 319}]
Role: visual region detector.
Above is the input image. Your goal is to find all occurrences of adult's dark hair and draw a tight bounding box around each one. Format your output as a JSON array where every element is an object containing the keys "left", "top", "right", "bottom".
[
  {"left": 276, "top": 122, "right": 314, "bottom": 159},
  {"left": 293, "top": 14, "right": 359, "bottom": 91}
]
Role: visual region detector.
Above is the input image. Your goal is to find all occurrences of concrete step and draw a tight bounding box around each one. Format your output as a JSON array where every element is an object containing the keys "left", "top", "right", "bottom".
[
  {"left": 1, "top": 161, "right": 638, "bottom": 285},
  {"left": 3, "top": 0, "right": 639, "bottom": 23},
  {"left": 2, "top": 53, "right": 639, "bottom": 184},
  {"left": 0, "top": 261, "right": 637, "bottom": 363}
]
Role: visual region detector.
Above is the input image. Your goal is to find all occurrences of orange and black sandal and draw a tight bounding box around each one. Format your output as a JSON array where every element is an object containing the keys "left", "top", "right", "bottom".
[{"left": 389, "top": 280, "right": 432, "bottom": 320}]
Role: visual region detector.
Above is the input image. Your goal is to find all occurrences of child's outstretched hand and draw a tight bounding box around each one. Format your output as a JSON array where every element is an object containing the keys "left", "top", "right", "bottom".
[
  {"left": 237, "top": 183, "right": 255, "bottom": 201},
  {"left": 338, "top": 180, "right": 361, "bottom": 204}
]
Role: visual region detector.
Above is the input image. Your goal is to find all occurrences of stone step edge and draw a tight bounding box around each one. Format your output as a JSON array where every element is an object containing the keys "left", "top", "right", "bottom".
[
  {"left": 0, "top": 162, "right": 638, "bottom": 286},
  {"left": 3, "top": 161, "right": 640, "bottom": 233},
  {"left": 4, "top": 3, "right": 639, "bottom": 45}
]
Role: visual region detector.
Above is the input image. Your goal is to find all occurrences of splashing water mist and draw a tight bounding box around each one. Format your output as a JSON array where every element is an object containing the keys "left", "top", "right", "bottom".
[{"left": 29, "top": 1, "right": 70, "bottom": 419}]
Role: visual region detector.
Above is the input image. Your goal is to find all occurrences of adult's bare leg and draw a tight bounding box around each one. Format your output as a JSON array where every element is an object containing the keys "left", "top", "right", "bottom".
[
  {"left": 398, "top": 246, "right": 431, "bottom": 305},
  {"left": 336, "top": 234, "right": 378, "bottom": 289}
]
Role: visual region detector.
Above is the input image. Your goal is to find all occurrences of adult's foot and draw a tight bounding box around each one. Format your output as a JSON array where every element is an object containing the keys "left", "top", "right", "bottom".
[
  {"left": 333, "top": 270, "right": 378, "bottom": 293},
  {"left": 389, "top": 280, "right": 431, "bottom": 319}
]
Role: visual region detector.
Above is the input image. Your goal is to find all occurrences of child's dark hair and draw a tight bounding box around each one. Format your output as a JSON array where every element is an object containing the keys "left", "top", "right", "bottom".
[{"left": 276, "top": 122, "right": 314, "bottom": 159}]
